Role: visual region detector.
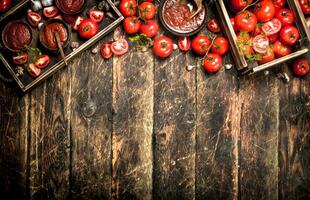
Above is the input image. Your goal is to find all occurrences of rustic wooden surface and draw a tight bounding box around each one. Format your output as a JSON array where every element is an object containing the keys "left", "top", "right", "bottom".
[{"left": 1, "top": 3, "right": 310, "bottom": 200}]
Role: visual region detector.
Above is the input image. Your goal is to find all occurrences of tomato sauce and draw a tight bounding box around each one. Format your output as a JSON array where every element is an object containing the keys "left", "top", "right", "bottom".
[
  {"left": 3, "top": 21, "right": 32, "bottom": 51},
  {"left": 163, "top": 1, "right": 205, "bottom": 32},
  {"left": 40, "top": 23, "right": 68, "bottom": 50},
  {"left": 55, "top": 0, "right": 84, "bottom": 14}
]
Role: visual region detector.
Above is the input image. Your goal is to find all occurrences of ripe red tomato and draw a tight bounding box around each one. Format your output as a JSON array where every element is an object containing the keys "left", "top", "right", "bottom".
[
  {"left": 203, "top": 53, "right": 222, "bottom": 73},
  {"left": 235, "top": 11, "right": 257, "bottom": 32},
  {"left": 111, "top": 39, "right": 129, "bottom": 56},
  {"left": 207, "top": 19, "right": 221, "bottom": 33},
  {"left": 27, "top": 10, "right": 42, "bottom": 27},
  {"left": 191, "top": 35, "right": 211, "bottom": 55},
  {"left": 273, "top": 40, "right": 292, "bottom": 57},
  {"left": 273, "top": 0, "right": 286, "bottom": 10},
  {"left": 13, "top": 53, "right": 28, "bottom": 65},
  {"left": 89, "top": 10, "right": 104, "bottom": 23},
  {"left": 268, "top": 33, "right": 279, "bottom": 43},
  {"left": 252, "top": 24, "right": 263, "bottom": 36},
  {"left": 253, "top": 34, "right": 269, "bottom": 54},
  {"left": 0, "top": 0, "right": 11, "bottom": 13},
  {"left": 43, "top": 6, "right": 59, "bottom": 18},
  {"left": 279, "top": 25, "right": 300, "bottom": 46},
  {"left": 259, "top": 47, "right": 275, "bottom": 64},
  {"left": 101, "top": 43, "right": 113, "bottom": 59},
  {"left": 275, "top": 8, "right": 295, "bottom": 26},
  {"left": 254, "top": 0, "right": 276, "bottom": 22},
  {"left": 153, "top": 36, "right": 173, "bottom": 58},
  {"left": 119, "top": 0, "right": 137, "bottom": 17},
  {"left": 230, "top": 18, "right": 238, "bottom": 32},
  {"left": 292, "top": 58, "right": 310, "bottom": 76},
  {"left": 230, "top": 0, "right": 253, "bottom": 11},
  {"left": 211, "top": 36, "right": 229, "bottom": 55},
  {"left": 139, "top": 20, "right": 159, "bottom": 38},
  {"left": 138, "top": 2, "right": 156, "bottom": 20},
  {"left": 78, "top": 18, "right": 99, "bottom": 39},
  {"left": 35, "top": 55, "right": 50, "bottom": 69},
  {"left": 178, "top": 36, "right": 191, "bottom": 52},
  {"left": 123, "top": 16, "right": 141, "bottom": 34},
  {"left": 299, "top": 0, "right": 310, "bottom": 15},
  {"left": 262, "top": 18, "right": 282, "bottom": 36}
]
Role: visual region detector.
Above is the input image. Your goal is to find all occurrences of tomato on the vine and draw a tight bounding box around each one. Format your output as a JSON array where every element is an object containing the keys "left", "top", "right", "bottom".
[
  {"left": 139, "top": 20, "right": 159, "bottom": 38},
  {"left": 153, "top": 36, "right": 174, "bottom": 58},
  {"left": 230, "top": 0, "right": 253, "bottom": 11},
  {"left": 191, "top": 35, "right": 211, "bottom": 55},
  {"left": 235, "top": 11, "right": 257, "bottom": 32},
  {"left": 211, "top": 36, "right": 229, "bottom": 55},
  {"left": 275, "top": 8, "right": 295, "bottom": 26},
  {"left": 279, "top": 25, "right": 300, "bottom": 46},
  {"left": 298, "top": 0, "right": 310, "bottom": 15},
  {"left": 119, "top": 0, "right": 137, "bottom": 17},
  {"left": 123, "top": 16, "right": 141, "bottom": 34},
  {"left": 138, "top": 2, "right": 156, "bottom": 20},
  {"left": 254, "top": 0, "right": 276, "bottom": 22},
  {"left": 293, "top": 58, "right": 310, "bottom": 76},
  {"left": 273, "top": 40, "right": 292, "bottom": 57},
  {"left": 78, "top": 18, "right": 99, "bottom": 39},
  {"left": 203, "top": 53, "right": 222, "bottom": 73}
]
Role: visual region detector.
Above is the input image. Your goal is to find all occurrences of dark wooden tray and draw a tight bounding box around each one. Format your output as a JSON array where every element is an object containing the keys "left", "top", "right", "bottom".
[{"left": 0, "top": 0, "right": 123, "bottom": 92}]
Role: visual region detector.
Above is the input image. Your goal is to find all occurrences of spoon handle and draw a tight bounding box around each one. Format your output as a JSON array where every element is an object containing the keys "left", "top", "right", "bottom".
[{"left": 53, "top": 31, "right": 68, "bottom": 66}]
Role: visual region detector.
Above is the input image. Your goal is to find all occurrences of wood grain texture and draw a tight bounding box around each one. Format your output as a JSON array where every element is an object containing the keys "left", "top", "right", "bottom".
[
  {"left": 112, "top": 27, "right": 153, "bottom": 200},
  {"left": 28, "top": 68, "right": 71, "bottom": 200},
  {"left": 278, "top": 66, "right": 310, "bottom": 200},
  {"left": 153, "top": 42, "right": 196, "bottom": 199},
  {"left": 196, "top": 53, "right": 239, "bottom": 200},
  {"left": 0, "top": 83, "right": 28, "bottom": 199},
  {"left": 238, "top": 72, "right": 279, "bottom": 200},
  {"left": 70, "top": 44, "right": 113, "bottom": 199}
]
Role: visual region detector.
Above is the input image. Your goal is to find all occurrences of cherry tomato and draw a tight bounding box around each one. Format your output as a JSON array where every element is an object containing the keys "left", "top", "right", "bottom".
[
  {"left": 63, "top": 14, "right": 77, "bottom": 24},
  {"left": 207, "top": 19, "right": 221, "bottom": 33},
  {"left": 254, "top": 0, "right": 276, "bottom": 22},
  {"left": 275, "top": 8, "right": 295, "bottom": 26},
  {"left": 279, "top": 25, "right": 300, "bottom": 46},
  {"left": 235, "top": 11, "right": 257, "bottom": 32},
  {"left": 13, "top": 53, "right": 28, "bottom": 65},
  {"left": 101, "top": 43, "right": 113, "bottom": 59},
  {"left": 211, "top": 36, "right": 229, "bottom": 55},
  {"left": 230, "top": 0, "right": 253, "bottom": 11},
  {"left": 253, "top": 34, "right": 269, "bottom": 54},
  {"left": 191, "top": 35, "right": 211, "bottom": 55},
  {"left": 27, "top": 63, "right": 41, "bottom": 78},
  {"left": 138, "top": 2, "right": 156, "bottom": 20},
  {"left": 35, "top": 55, "right": 50, "bottom": 69},
  {"left": 262, "top": 18, "right": 282, "bottom": 36},
  {"left": 123, "top": 16, "right": 141, "bottom": 34},
  {"left": 89, "top": 9, "right": 104, "bottom": 23},
  {"left": 43, "top": 6, "right": 59, "bottom": 18},
  {"left": 72, "top": 16, "right": 84, "bottom": 30},
  {"left": 119, "top": 0, "right": 137, "bottom": 17},
  {"left": 298, "top": 0, "right": 310, "bottom": 15},
  {"left": 268, "top": 33, "right": 279, "bottom": 43},
  {"left": 153, "top": 36, "right": 173, "bottom": 58},
  {"left": 230, "top": 17, "right": 238, "bottom": 32},
  {"left": 273, "top": 40, "right": 292, "bottom": 57},
  {"left": 27, "top": 10, "right": 42, "bottom": 27},
  {"left": 292, "top": 58, "right": 310, "bottom": 76},
  {"left": 139, "top": 20, "right": 159, "bottom": 38},
  {"left": 203, "top": 53, "right": 222, "bottom": 73},
  {"left": 259, "top": 46, "right": 275, "bottom": 64},
  {"left": 178, "top": 36, "right": 191, "bottom": 52},
  {"left": 273, "top": 0, "right": 286, "bottom": 10},
  {"left": 0, "top": 0, "right": 11, "bottom": 13},
  {"left": 78, "top": 18, "right": 99, "bottom": 39},
  {"left": 111, "top": 38, "right": 129, "bottom": 56}
]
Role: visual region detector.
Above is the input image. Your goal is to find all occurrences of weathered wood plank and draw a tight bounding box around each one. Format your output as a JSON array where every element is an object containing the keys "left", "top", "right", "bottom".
[
  {"left": 0, "top": 83, "right": 29, "bottom": 199},
  {"left": 28, "top": 68, "right": 71, "bottom": 199},
  {"left": 70, "top": 43, "right": 113, "bottom": 199},
  {"left": 111, "top": 27, "right": 153, "bottom": 200},
  {"left": 196, "top": 53, "right": 239, "bottom": 199},
  {"left": 153, "top": 39, "right": 196, "bottom": 199},
  {"left": 278, "top": 66, "right": 310, "bottom": 199},
  {"left": 238, "top": 71, "right": 279, "bottom": 200}
]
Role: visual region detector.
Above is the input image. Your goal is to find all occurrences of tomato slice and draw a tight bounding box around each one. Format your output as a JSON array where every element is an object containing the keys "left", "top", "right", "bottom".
[
  {"left": 43, "top": 6, "right": 59, "bottom": 18},
  {"left": 72, "top": 16, "right": 84, "bottom": 31},
  {"left": 177, "top": 37, "right": 191, "bottom": 52},
  {"left": 253, "top": 34, "right": 269, "bottom": 54},
  {"left": 89, "top": 10, "right": 104, "bottom": 23},
  {"left": 13, "top": 53, "right": 28, "bottom": 65},
  {"left": 262, "top": 18, "right": 282, "bottom": 36},
  {"left": 101, "top": 43, "right": 113, "bottom": 59},
  {"left": 27, "top": 10, "right": 42, "bottom": 27},
  {"left": 27, "top": 63, "right": 41, "bottom": 78},
  {"left": 35, "top": 55, "right": 50, "bottom": 69},
  {"left": 111, "top": 39, "right": 129, "bottom": 56}
]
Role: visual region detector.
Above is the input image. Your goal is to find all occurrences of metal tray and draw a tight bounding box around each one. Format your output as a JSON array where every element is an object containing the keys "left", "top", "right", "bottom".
[
  {"left": 215, "top": 0, "right": 310, "bottom": 74},
  {"left": 0, "top": 0, "right": 123, "bottom": 92}
]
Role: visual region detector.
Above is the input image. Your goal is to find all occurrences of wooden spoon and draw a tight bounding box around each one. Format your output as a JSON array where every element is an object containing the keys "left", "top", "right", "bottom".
[
  {"left": 189, "top": 0, "right": 202, "bottom": 19},
  {"left": 53, "top": 31, "right": 68, "bottom": 66}
]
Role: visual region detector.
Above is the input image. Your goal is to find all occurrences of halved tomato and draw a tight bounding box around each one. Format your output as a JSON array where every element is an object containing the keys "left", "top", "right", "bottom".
[
  {"left": 101, "top": 43, "right": 113, "bottom": 59},
  {"left": 27, "top": 10, "right": 42, "bottom": 27},
  {"left": 43, "top": 6, "right": 59, "bottom": 18},
  {"left": 27, "top": 63, "right": 41, "bottom": 78},
  {"left": 262, "top": 18, "right": 282, "bottom": 36},
  {"left": 13, "top": 53, "right": 28, "bottom": 65},
  {"left": 111, "top": 39, "right": 129, "bottom": 56},
  {"left": 72, "top": 16, "right": 84, "bottom": 30},
  {"left": 253, "top": 34, "right": 269, "bottom": 54},
  {"left": 89, "top": 9, "right": 104, "bottom": 23},
  {"left": 177, "top": 36, "right": 191, "bottom": 52},
  {"left": 35, "top": 55, "right": 50, "bottom": 69}
]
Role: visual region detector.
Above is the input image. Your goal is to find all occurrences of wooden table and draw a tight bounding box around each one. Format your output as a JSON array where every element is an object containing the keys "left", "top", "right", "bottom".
[{"left": 0, "top": 8, "right": 310, "bottom": 200}]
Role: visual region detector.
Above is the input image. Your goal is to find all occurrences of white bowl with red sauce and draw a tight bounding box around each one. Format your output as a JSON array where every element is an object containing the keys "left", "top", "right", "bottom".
[{"left": 158, "top": 0, "right": 208, "bottom": 36}]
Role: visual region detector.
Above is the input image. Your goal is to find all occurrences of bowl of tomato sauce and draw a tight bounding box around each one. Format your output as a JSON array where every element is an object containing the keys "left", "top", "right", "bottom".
[{"left": 158, "top": 0, "right": 208, "bottom": 36}]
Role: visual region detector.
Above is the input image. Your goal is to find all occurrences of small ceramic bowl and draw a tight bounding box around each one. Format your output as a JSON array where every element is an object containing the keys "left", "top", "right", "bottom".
[
  {"left": 158, "top": 0, "right": 208, "bottom": 36},
  {"left": 55, "top": 0, "right": 86, "bottom": 15}
]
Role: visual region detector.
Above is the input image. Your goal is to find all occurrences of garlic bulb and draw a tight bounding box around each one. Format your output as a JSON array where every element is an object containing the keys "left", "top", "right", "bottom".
[
  {"left": 41, "top": 0, "right": 54, "bottom": 7},
  {"left": 31, "top": 0, "right": 42, "bottom": 11}
]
